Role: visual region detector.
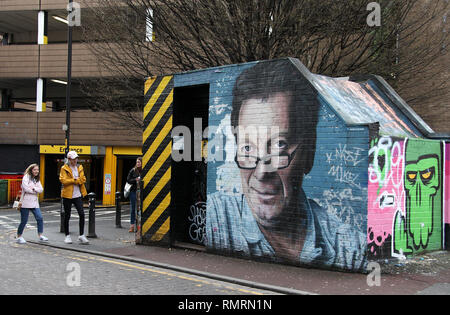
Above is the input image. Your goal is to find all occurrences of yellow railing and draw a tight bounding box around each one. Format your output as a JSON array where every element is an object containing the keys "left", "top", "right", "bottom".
[{"left": 7, "top": 179, "right": 22, "bottom": 203}]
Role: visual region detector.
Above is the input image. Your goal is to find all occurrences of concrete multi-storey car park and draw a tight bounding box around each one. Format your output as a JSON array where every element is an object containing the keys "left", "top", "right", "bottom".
[{"left": 0, "top": 0, "right": 142, "bottom": 205}]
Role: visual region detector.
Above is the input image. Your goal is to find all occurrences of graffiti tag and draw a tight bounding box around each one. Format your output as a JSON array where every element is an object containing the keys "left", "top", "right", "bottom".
[
  {"left": 326, "top": 144, "right": 365, "bottom": 189},
  {"left": 326, "top": 144, "right": 365, "bottom": 167},
  {"left": 188, "top": 202, "right": 207, "bottom": 245},
  {"left": 321, "top": 188, "right": 365, "bottom": 231}
]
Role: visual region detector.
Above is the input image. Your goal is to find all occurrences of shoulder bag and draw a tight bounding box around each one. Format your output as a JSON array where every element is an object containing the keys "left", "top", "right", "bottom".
[
  {"left": 124, "top": 182, "right": 132, "bottom": 198},
  {"left": 13, "top": 190, "right": 24, "bottom": 211}
]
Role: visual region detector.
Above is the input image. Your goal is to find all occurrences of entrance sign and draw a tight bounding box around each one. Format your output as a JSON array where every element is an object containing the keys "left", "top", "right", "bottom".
[{"left": 40, "top": 145, "right": 91, "bottom": 155}]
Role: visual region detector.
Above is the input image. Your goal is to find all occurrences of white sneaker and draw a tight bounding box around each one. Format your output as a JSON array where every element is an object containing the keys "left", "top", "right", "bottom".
[
  {"left": 78, "top": 235, "right": 89, "bottom": 245},
  {"left": 39, "top": 235, "right": 48, "bottom": 242},
  {"left": 64, "top": 235, "right": 73, "bottom": 244},
  {"left": 16, "top": 236, "right": 26, "bottom": 244}
]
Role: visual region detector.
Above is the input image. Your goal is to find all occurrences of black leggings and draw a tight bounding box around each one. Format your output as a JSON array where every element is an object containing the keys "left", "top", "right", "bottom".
[{"left": 63, "top": 197, "right": 85, "bottom": 236}]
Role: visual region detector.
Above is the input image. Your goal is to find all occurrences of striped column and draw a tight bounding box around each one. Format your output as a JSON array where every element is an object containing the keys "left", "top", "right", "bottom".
[
  {"left": 37, "top": 11, "right": 48, "bottom": 45},
  {"left": 141, "top": 76, "right": 174, "bottom": 244},
  {"left": 36, "top": 78, "right": 47, "bottom": 112}
]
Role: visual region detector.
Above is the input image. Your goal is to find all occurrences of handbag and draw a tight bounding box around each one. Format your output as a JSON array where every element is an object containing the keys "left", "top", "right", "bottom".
[
  {"left": 124, "top": 182, "right": 132, "bottom": 198},
  {"left": 13, "top": 190, "right": 24, "bottom": 211}
]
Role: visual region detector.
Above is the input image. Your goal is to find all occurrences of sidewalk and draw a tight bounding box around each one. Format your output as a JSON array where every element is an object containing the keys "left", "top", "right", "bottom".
[{"left": 21, "top": 205, "right": 450, "bottom": 295}]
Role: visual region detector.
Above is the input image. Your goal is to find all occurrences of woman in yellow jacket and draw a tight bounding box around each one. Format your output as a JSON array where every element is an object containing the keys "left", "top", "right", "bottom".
[{"left": 60, "top": 150, "right": 89, "bottom": 244}]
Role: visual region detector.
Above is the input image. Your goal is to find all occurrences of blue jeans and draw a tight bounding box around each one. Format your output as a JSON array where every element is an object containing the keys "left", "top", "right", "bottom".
[
  {"left": 129, "top": 190, "right": 136, "bottom": 225},
  {"left": 18, "top": 208, "right": 44, "bottom": 236}
]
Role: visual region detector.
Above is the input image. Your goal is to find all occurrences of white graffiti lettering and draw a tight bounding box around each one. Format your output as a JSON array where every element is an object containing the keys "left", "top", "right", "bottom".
[
  {"left": 328, "top": 165, "right": 361, "bottom": 189},
  {"left": 188, "top": 202, "right": 207, "bottom": 244},
  {"left": 368, "top": 136, "right": 403, "bottom": 188},
  {"left": 320, "top": 188, "right": 365, "bottom": 231},
  {"left": 326, "top": 144, "right": 365, "bottom": 167},
  {"left": 326, "top": 144, "right": 365, "bottom": 189}
]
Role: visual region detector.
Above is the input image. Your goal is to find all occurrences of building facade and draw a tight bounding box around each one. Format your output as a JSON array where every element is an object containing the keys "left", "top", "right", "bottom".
[{"left": 0, "top": 0, "right": 142, "bottom": 205}]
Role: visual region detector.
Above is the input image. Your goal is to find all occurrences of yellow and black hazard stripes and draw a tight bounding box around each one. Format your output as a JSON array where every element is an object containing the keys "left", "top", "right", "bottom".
[{"left": 141, "top": 76, "right": 174, "bottom": 244}]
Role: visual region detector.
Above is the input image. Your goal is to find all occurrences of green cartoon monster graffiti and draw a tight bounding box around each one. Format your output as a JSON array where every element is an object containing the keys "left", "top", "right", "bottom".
[{"left": 394, "top": 140, "right": 442, "bottom": 256}]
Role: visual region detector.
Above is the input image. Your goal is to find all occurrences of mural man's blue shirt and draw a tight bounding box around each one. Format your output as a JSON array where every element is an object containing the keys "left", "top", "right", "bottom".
[{"left": 206, "top": 190, "right": 368, "bottom": 271}]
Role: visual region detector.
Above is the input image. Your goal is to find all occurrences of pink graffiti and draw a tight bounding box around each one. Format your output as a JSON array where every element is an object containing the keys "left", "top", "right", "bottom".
[{"left": 367, "top": 137, "right": 405, "bottom": 255}]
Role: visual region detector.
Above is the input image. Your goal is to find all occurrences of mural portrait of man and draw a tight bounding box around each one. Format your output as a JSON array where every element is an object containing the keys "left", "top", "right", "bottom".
[{"left": 205, "top": 59, "right": 367, "bottom": 271}]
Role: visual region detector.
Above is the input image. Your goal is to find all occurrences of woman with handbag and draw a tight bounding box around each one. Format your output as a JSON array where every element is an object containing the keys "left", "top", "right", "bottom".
[
  {"left": 126, "top": 157, "right": 142, "bottom": 233},
  {"left": 16, "top": 163, "right": 48, "bottom": 244}
]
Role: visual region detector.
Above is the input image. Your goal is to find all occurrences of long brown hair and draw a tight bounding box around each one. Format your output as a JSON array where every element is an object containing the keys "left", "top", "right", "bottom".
[
  {"left": 135, "top": 157, "right": 142, "bottom": 173},
  {"left": 24, "top": 163, "right": 40, "bottom": 181}
]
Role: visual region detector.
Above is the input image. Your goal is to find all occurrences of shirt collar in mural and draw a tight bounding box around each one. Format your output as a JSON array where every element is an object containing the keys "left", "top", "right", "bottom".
[{"left": 239, "top": 189, "right": 323, "bottom": 264}]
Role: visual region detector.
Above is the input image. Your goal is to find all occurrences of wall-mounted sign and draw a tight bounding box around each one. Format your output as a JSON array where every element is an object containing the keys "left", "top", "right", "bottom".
[
  {"left": 104, "top": 173, "right": 112, "bottom": 195},
  {"left": 40, "top": 145, "right": 91, "bottom": 155}
]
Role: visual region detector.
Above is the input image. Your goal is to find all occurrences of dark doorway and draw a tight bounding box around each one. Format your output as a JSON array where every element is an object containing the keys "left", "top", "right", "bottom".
[
  {"left": 90, "top": 156, "right": 104, "bottom": 201},
  {"left": 44, "top": 155, "right": 64, "bottom": 200},
  {"left": 118, "top": 156, "right": 139, "bottom": 197},
  {"left": 171, "top": 84, "right": 209, "bottom": 246}
]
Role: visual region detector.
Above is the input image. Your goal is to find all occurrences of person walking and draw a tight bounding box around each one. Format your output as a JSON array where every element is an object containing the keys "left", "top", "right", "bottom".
[
  {"left": 16, "top": 164, "right": 48, "bottom": 244},
  {"left": 59, "top": 151, "right": 89, "bottom": 244},
  {"left": 126, "top": 157, "right": 142, "bottom": 233}
]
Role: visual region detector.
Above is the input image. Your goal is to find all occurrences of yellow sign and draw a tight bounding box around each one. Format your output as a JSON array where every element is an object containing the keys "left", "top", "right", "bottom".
[
  {"left": 113, "top": 146, "right": 142, "bottom": 156},
  {"left": 40, "top": 145, "right": 91, "bottom": 155}
]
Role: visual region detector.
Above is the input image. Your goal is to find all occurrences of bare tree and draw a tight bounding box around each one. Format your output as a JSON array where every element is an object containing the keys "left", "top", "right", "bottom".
[{"left": 81, "top": 0, "right": 448, "bottom": 131}]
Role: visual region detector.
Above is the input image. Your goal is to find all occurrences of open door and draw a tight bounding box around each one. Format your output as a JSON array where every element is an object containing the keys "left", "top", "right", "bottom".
[{"left": 171, "top": 84, "right": 209, "bottom": 246}]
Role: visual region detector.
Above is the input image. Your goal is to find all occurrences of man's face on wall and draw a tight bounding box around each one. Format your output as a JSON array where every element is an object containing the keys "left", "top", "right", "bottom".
[{"left": 237, "top": 92, "right": 304, "bottom": 228}]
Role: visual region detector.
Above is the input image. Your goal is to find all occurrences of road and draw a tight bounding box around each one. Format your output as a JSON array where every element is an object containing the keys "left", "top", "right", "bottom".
[
  {"left": 4, "top": 204, "right": 450, "bottom": 296},
  {"left": 0, "top": 208, "right": 280, "bottom": 296}
]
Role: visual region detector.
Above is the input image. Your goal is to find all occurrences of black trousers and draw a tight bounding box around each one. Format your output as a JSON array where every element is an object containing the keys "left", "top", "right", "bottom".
[{"left": 63, "top": 197, "right": 85, "bottom": 236}]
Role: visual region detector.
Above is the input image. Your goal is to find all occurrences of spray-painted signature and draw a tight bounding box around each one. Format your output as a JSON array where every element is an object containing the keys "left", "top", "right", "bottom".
[{"left": 188, "top": 202, "right": 206, "bottom": 244}]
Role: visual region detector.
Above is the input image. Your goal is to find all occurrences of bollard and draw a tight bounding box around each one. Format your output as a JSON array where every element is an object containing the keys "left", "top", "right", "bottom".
[
  {"left": 87, "top": 192, "right": 97, "bottom": 238},
  {"left": 115, "top": 191, "right": 122, "bottom": 228},
  {"left": 135, "top": 180, "right": 142, "bottom": 243},
  {"left": 60, "top": 196, "right": 65, "bottom": 233}
]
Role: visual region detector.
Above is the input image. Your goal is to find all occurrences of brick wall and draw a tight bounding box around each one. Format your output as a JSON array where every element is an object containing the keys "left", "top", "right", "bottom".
[
  {"left": 205, "top": 59, "right": 368, "bottom": 271},
  {"left": 368, "top": 137, "right": 446, "bottom": 259},
  {"left": 141, "top": 58, "right": 448, "bottom": 272},
  {"left": 179, "top": 59, "right": 369, "bottom": 271}
]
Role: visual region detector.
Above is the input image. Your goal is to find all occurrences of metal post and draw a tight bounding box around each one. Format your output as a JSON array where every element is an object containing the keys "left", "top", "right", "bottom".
[
  {"left": 60, "top": 197, "right": 65, "bottom": 233},
  {"left": 65, "top": 0, "right": 73, "bottom": 156},
  {"left": 87, "top": 192, "right": 97, "bottom": 238},
  {"left": 115, "top": 191, "right": 122, "bottom": 228},
  {"left": 135, "top": 180, "right": 142, "bottom": 243},
  {"left": 61, "top": 1, "right": 73, "bottom": 233}
]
